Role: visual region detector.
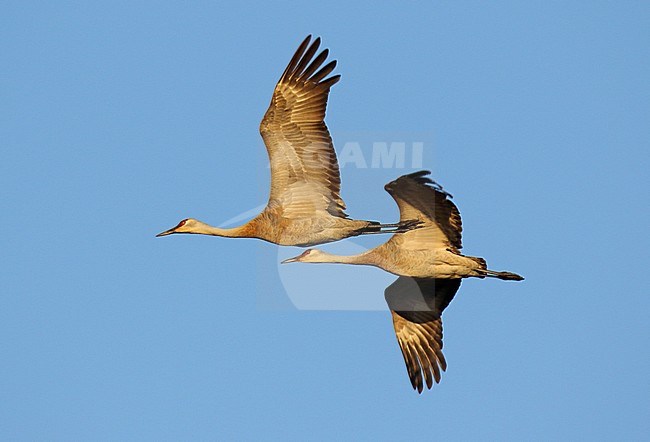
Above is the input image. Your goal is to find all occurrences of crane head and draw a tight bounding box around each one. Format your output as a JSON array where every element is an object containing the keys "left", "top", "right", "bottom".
[{"left": 156, "top": 218, "right": 197, "bottom": 237}]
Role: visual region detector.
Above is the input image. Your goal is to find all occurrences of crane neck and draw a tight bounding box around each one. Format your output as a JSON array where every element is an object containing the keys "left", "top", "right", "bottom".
[
  {"left": 310, "top": 249, "right": 380, "bottom": 266},
  {"left": 191, "top": 221, "right": 249, "bottom": 238}
]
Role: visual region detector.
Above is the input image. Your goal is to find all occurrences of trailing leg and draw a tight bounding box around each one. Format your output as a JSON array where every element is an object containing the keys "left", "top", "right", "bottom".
[{"left": 483, "top": 269, "right": 525, "bottom": 281}]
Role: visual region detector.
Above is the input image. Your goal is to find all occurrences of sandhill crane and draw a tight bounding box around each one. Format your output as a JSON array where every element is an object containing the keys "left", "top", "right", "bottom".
[
  {"left": 283, "top": 171, "right": 523, "bottom": 392},
  {"left": 156, "top": 36, "right": 415, "bottom": 246},
  {"left": 282, "top": 170, "right": 524, "bottom": 281}
]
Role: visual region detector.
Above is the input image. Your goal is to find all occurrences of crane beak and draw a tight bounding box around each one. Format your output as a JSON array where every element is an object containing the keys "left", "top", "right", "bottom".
[
  {"left": 281, "top": 256, "right": 299, "bottom": 264},
  {"left": 156, "top": 228, "right": 176, "bottom": 237}
]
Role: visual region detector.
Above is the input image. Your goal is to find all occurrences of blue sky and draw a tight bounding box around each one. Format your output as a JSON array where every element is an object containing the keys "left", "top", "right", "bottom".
[{"left": 2, "top": 1, "right": 649, "bottom": 440}]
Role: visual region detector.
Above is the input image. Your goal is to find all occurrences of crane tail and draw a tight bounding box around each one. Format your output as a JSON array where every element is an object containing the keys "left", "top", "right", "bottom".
[{"left": 470, "top": 256, "right": 487, "bottom": 270}]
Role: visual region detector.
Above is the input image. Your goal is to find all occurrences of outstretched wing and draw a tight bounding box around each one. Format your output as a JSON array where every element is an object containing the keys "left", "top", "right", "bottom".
[
  {"left": 260, "top": 35, "right": 346, "bottom": 218},
  {"left": 384, "top": 277, "right": 461, "bottom": 393},
  {"left": 384, "top": 170, "right": 463, "bottom": 252}
]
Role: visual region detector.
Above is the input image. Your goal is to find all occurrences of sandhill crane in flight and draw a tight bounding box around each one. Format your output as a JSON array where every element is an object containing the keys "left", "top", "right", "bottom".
[
  {"left": 282, "top": 170, "right": 524, "bottom": 281},
  {"left": 156, "top": 36, "right": 416, "bottom": 246},
  {"left": 283, "top": 171, "right": 524, "bottom": 392}
]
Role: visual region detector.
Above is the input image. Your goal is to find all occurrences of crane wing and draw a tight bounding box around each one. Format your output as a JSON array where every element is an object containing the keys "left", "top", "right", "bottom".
[
  {"left": 260, "top": 35, "right": 346, "bottom": 218},
  {"left": 384, "top": 277, "right": 461, "bottom": 393},
  {"left": 384, "top": 170, "right": 463, "bottom": 252}
]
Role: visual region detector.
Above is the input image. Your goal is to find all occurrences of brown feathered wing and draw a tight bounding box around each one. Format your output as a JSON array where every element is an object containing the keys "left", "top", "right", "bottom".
[
  {"left": 385, "top": 277, "right": 462, "bottom": 393},
  {"left": 259, "top": 35, "right": 346, "bottom": 218},
  {"left": 384, "top": 170, "right": 463, "bottom": 252}
]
